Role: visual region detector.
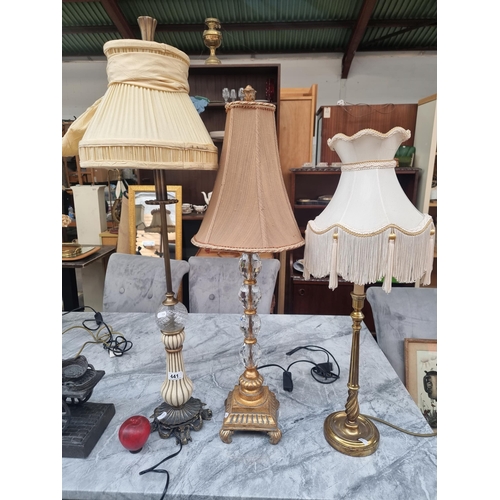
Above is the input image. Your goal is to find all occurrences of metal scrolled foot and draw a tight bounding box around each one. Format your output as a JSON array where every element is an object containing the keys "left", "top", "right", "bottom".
[
  {"left": 219, "top": 429, "right": 234, "bottom": 444},
  {"left": 267, "top": 430, "right": 282, "bottom": 445},
  {"left": 151, "top": 398, "right": 212, "bottom": 445}
]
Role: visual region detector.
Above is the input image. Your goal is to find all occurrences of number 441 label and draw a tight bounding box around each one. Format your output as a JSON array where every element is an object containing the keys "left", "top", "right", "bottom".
[{"left": 168, "top": 371, "right": 184, "bottom": 380}]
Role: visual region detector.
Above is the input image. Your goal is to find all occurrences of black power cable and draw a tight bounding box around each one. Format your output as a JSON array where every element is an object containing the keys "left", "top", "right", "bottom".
[
  {"left": 258, "top": 344, "right": 340, "bottom": 392},
  {"left": 139, "top": 441, "right": 183, "bottom": 500},
  {"left": 62, "top": 306, "right": 133, "bottom": 357}
]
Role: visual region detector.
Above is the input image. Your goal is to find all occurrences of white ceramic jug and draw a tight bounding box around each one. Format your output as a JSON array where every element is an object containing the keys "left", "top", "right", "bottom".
[{"left": 201, "top": 191, "right": 212, "bottom": 205}]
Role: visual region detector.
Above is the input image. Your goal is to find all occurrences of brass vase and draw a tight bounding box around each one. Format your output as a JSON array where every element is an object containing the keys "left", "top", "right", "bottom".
[{"left": 203, "top": 18, "right": 222, "bottom": 65}]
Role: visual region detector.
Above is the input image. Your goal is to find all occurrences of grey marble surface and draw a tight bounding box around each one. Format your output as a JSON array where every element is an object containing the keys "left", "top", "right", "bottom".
[{"left": 62, "top": 312, "right": 437, "bottom": 500}]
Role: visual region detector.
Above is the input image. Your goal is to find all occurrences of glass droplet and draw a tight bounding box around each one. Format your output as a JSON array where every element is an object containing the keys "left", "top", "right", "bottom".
[{"left": 239, "top": 342, "right": 262, "bottom": 368}]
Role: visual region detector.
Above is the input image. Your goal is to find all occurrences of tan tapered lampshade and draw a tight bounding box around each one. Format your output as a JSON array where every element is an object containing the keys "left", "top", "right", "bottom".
[{"left": 192, "top": 95, "right": 304, "bottom": 253}]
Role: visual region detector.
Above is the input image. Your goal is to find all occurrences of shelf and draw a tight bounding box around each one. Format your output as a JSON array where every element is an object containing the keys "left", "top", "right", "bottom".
[{"left": 429, "top": 201, "right": 437, "bottom": 207}]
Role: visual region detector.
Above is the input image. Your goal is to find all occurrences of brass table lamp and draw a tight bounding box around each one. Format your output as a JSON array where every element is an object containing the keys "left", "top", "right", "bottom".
[
  {"left": 303, "top": 127, "right": 435, "bottom": 456},
  {"left": 62, "top": 16, "right": 218, "bottom": 443}
]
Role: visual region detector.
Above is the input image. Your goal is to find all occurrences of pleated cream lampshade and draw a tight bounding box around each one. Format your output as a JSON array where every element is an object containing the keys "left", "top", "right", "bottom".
[
  {"left": 192, "top": 93, "right": 304, "bottom": 253},
  {"left": 303, "top": 127, "right": 435, "bottom": 292},
  {"left": 62, "top": 39, "right": 218, "bottom": 171}
]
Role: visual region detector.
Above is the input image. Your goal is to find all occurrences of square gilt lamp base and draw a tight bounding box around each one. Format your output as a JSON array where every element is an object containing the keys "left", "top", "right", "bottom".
[{"left": 219, "top": 385, "right": 282, "bottom": 444}]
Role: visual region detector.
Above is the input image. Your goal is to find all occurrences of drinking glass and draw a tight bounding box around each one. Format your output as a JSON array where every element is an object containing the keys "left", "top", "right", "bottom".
[
  {"left": 222, "top": 88, "right": 230, "bottom": 103},
  {"left": 238, "top": 87, "right": 245, "bottom": 100},
  {"left": 230, "top": 89, "right": 237, "bottom": 102}
]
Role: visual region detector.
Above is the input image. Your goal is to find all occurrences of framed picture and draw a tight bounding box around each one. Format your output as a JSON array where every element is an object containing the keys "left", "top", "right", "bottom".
[
  {"left": 404, "top": 338, "right": 437, "bottom": 429},
  {"left": 128, "top": 185, "right": 182, "bottom": 260}
]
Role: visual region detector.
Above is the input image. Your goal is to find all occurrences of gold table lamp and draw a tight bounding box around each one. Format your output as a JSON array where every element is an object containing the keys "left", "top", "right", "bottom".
[{"left": 192, "top": 86, "right": 304, "bottom": 444}]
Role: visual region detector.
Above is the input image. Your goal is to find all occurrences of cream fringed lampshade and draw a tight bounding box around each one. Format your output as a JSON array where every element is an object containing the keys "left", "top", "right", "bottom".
[
  {"left": 62, "top": 40, "right": 218, "bottom": 171},
  {"left": 303, "top": 127, "right": 435, "bottom": 292},
  {"left": 192, "top": 96, "right": 304, "bottom": 253}
]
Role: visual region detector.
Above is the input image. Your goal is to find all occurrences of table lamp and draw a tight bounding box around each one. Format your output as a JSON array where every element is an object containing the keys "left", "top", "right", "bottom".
[
  {"left": 303, "top": 127, "right": 435, "bottom": 456},
  {"left": 192, "top": 86, "right": 305, "bottom": 444},
  {"left": 62, "top": 16, "right": 218, "bottom": 443}
]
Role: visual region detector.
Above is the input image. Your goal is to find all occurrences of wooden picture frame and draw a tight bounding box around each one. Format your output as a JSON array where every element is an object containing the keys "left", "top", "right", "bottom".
[
  {"left": 128, "top": 185, "right": 182, "bottom": 260},
  {"left": 404, "top": 338, "right": 437, "bottom": 429}
]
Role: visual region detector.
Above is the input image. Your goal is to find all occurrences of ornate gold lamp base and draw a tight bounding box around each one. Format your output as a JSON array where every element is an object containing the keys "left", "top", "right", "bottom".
[
  {"left": 220, "top": 385, "right": 281, "bottom": 444},
  {"left": 324, "top": 411, "right": 379, "bottom": 457},
  {"left": 151, "top": 398, "right": 212, "bottom": 445}
]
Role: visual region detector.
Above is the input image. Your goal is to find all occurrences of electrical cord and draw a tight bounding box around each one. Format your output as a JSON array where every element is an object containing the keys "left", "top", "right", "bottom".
[
  {"left": 257, "top": 343, "right": 436, "bottom": 438},
  {"left": 258, "top": 344, "right": 340, "bottom": 392},
  {"left": 62, "top": 306, "right": 133, "bottom": 358},
  {"left": 139, "top": 441, "right": 183, "bottom": 500},
  {"left": 362, "top": 414, "right": 437, "bottom": 437}
]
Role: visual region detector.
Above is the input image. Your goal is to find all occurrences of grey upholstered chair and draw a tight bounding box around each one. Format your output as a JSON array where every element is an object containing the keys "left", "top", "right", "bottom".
[
  {"left": 188, "top": 256, "right": 281, "bottom": 314},
  {"left": 366, "top": 287, "right": 437, "bottom": 383},
  {"left": 103, "top": 253, "right": 190, "bottom": 313}
]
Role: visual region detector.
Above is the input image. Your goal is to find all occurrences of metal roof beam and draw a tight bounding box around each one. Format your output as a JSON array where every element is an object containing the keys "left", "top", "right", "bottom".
[
  {"left": 341, "top": 0, "right": 378, "bottom": 79},
  {"left": 99, "top": 0, "right": 135, "bottom": 39},
  {"left": 62, "top": 19, "right": 435, "bottom": 35}
]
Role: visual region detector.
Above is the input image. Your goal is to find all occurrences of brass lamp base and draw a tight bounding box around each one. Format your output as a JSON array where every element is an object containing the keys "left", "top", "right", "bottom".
[
  {"left": 220, "top": 385, "right": 281, "bottom": 444},
  {"left": 151, "top": 398, "right": 212, "bottom": 445},
  {"left": 324, "top": 411, "right": 379, "bottom": 457}
]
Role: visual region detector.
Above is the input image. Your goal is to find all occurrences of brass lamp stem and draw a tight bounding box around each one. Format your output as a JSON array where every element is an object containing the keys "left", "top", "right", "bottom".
[
  {"left": 219, "top": 252, "right": 282, "bottom": 444},
  {"left": 323, "top": 284, "right": 380, "bottom": 457}
]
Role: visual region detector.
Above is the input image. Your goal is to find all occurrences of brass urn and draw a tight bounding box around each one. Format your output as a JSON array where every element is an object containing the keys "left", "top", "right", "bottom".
[{"left": 203, "top": 18, "right": 222, "bottom": 65}]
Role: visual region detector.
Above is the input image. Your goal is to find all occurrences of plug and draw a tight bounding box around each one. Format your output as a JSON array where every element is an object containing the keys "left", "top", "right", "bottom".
[
  {"left": 313, "top": 362, "right": 333, "bottom": 378},
  {"left": 94, "top": 312, "right": 104, "bottom": 326},
  {"left": 283, "top": 371, "right": 293, "bottom": 392}
]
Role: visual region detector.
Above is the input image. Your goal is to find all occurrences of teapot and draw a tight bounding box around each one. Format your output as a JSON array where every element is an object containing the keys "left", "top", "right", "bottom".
[{"left": 201, "top": 191, "right": 212, "bottom": 205}]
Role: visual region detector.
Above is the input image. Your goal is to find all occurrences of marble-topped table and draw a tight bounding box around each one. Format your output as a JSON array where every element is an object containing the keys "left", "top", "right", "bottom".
[{"left": 62, "top": 312, "right": 437, "bottom": 500}]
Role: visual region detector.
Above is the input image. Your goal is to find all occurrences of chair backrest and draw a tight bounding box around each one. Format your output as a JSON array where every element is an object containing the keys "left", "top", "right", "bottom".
[
  {"left": 188, "top": 256, "right": 280, "bottom": 314},
  {"left": 366, "top": 287, "right": 437, "bottom": 382},
  {"left": 103, "top": 253, "right": 190, "bottom": 313}
]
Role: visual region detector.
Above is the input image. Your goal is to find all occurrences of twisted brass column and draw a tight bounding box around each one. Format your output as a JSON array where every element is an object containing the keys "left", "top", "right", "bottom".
[{"left": 323, "top": 284, "right": 379, "bottom": 456}]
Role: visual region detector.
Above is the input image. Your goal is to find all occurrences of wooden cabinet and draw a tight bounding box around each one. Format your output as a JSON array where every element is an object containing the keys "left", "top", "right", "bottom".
[
  {"left": 278, "top": 85, "right": 318, "bottom": 200},
  {"left": 413, "top": 94, "right": 437, "bottom": 286},
  {"left": 137, "top": 64, "right": 281, "bottom": 207},
  {"left": 414, "top": 94, "right": 437, "bottom": 214},
  {"left": 315, "top": 104, "right": 418, "bottom": 164},
  {"left": 285, "top": 167, "right": 420, "bottom": 327}
]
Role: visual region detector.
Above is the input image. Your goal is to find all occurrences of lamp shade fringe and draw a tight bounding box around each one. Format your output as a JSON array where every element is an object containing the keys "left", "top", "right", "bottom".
[
  {"left": 383, "top": 235, "right": 395, "bottom": 293},
  {"left": 421, "top": 230, "right": 435, "bottom": 286},
  {"left": 304, "top": 222, "right": 435, "bottom": 291},
  {"left": 328, "top": 232, "right": 338, "bottom": 289}
]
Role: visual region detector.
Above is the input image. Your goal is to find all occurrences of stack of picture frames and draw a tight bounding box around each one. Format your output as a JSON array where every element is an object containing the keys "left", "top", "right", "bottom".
[{"left": 404, "top": 339, "right": 437, "bottom": 431}]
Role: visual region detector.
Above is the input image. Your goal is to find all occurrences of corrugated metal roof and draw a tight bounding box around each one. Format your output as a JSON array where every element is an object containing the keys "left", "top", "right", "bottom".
[{"left": 62, "top": 0, "right": 437, "bottom": 77}]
